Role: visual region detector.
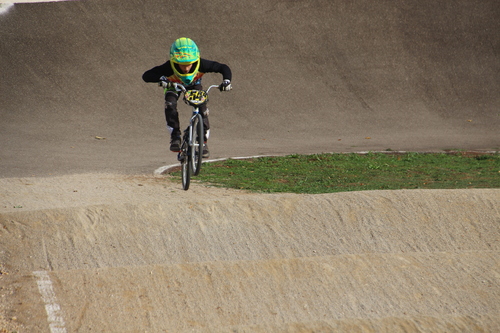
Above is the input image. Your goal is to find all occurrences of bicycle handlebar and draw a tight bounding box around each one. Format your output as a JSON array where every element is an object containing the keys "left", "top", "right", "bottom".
[{"left": 160, "top": 82, "right": 221, "bottom": 94}]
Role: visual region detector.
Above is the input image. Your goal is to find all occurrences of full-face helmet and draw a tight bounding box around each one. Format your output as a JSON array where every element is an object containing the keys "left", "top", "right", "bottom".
[{"left": 169, "top": 37, "right": 200, "bottom": 85}]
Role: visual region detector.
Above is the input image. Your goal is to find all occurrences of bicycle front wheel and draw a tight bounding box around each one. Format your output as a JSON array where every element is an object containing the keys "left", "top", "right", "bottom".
[
  {"left": 191, "top": 113, "right": 204, "bottom": 176},
  {"left": 181, "top": 148, "right": 191, "bottom": 191}
]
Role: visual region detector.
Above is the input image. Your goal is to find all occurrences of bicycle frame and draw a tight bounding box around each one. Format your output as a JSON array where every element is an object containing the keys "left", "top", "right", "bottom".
[
  {"left": 177, "top": 83, "right": 219, "bottom": 158},
  {"left": 165, "top": 83, "right": 220, "bottom": 189}
]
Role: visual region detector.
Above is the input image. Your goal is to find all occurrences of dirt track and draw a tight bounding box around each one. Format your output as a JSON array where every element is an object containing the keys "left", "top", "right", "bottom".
[
  {"left": 1, "top": 0, "right": 499, "bottom": 332},
  {"left": 1, "top": 0, "right": 499, "bottom": 178},
  {"left": 1, "top": 175, "right": 499, "bottom": 332}
]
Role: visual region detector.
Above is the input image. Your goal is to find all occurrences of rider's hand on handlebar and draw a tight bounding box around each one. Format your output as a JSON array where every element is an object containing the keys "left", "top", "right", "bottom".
[
  {"left": 159, "top": 76, "right": 174, "bottom": 89},
  {"left": 219, "top": 79, "right": 232, "bottom": 92}
]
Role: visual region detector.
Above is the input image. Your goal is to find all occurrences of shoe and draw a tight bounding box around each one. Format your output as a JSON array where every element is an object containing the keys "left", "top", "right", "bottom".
[
  {"left": 202, "top": 143, "right": 210, "bottom": 158},
  {"left": 170, "top": 137, "right": 181, "bottom": 152}
]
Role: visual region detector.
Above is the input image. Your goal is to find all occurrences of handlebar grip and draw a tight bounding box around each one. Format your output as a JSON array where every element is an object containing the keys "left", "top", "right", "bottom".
[
  {"left": 159, "top": 81, "right": 184, "bottom": 91},
  {"left": 174, "top": 83, "right": 186, "bottom": 92}
]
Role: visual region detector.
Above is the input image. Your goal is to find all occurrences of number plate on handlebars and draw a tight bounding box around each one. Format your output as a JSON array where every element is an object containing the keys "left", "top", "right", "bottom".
[{"left": 184, "top": 90, "right": 209, "bottom": 106}]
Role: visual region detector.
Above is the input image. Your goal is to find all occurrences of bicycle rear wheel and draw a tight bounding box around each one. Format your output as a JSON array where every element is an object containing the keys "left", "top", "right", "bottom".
[{"left": 191, "top": 113, "right": 204, "bottom": 176}]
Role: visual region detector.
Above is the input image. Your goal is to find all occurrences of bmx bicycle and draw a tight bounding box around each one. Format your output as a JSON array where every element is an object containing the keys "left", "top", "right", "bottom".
[{"left": 160, "top": 82, "right": 221, "bottom": 190}]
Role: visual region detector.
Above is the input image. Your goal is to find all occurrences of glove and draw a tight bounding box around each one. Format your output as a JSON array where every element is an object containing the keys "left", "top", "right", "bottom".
[
  {"left": 159, "top": 76, "right": 174, "bottom": 89},
  {"left": 219, "top": 79, "right": 232, "bottom": 91}
]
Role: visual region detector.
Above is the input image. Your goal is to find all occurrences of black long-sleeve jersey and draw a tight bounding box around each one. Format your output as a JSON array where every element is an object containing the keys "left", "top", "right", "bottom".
[{"left": 142, "top": 58, "right": 232, "bottom": 87}]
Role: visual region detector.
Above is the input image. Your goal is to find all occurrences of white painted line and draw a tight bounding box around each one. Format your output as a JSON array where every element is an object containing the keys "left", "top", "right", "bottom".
[
  {"left": 0, "top": 3, "right": 13, "bottom": 13},
  {"left": 154, "top": 154, "right": 275, "bottom": 175},
  {"left": 33, "top": 271, "right": 67, "bottom": 333},
  {"left": 1, "top": 1, "right": 76, "bottom": 15},
  {"left": 0, "top": 1, "right": 76, "bottom": 3}
]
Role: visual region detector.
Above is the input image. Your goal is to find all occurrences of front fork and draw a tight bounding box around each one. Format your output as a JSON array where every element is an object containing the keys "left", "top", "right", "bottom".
[{"left": 178, "top": 109, "right": 198, "bottom": 162}]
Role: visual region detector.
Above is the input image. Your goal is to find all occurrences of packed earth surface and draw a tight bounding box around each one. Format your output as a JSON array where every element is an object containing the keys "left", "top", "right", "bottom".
[{"left": 1, "top": 1, "right": 499, "bottom": 332}]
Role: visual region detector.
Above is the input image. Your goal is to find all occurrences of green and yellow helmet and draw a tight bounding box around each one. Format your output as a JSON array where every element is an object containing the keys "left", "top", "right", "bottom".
[{"left": 169, "top": 37, "right": 200, "bottom": 85}]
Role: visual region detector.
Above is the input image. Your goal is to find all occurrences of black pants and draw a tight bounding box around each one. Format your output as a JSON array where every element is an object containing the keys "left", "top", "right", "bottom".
[{"left": 164, "top": 84, "right": 209, "bottom": 140}]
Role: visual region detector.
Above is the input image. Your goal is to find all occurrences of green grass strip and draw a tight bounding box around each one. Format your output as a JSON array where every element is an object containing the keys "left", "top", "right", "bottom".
[{"left": 171, "top": 152, "right": 500, "bottom": 194}]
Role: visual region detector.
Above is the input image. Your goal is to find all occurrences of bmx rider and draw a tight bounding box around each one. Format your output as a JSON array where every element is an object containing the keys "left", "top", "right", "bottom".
[{"left": 142, "top": 37, "right": 232, "bottom": 158}]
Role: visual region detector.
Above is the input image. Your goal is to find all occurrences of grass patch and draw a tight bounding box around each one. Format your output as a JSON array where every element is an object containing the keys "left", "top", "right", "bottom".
[{"left": 170, "top": 152, "right": 500, "bottom": 194}]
